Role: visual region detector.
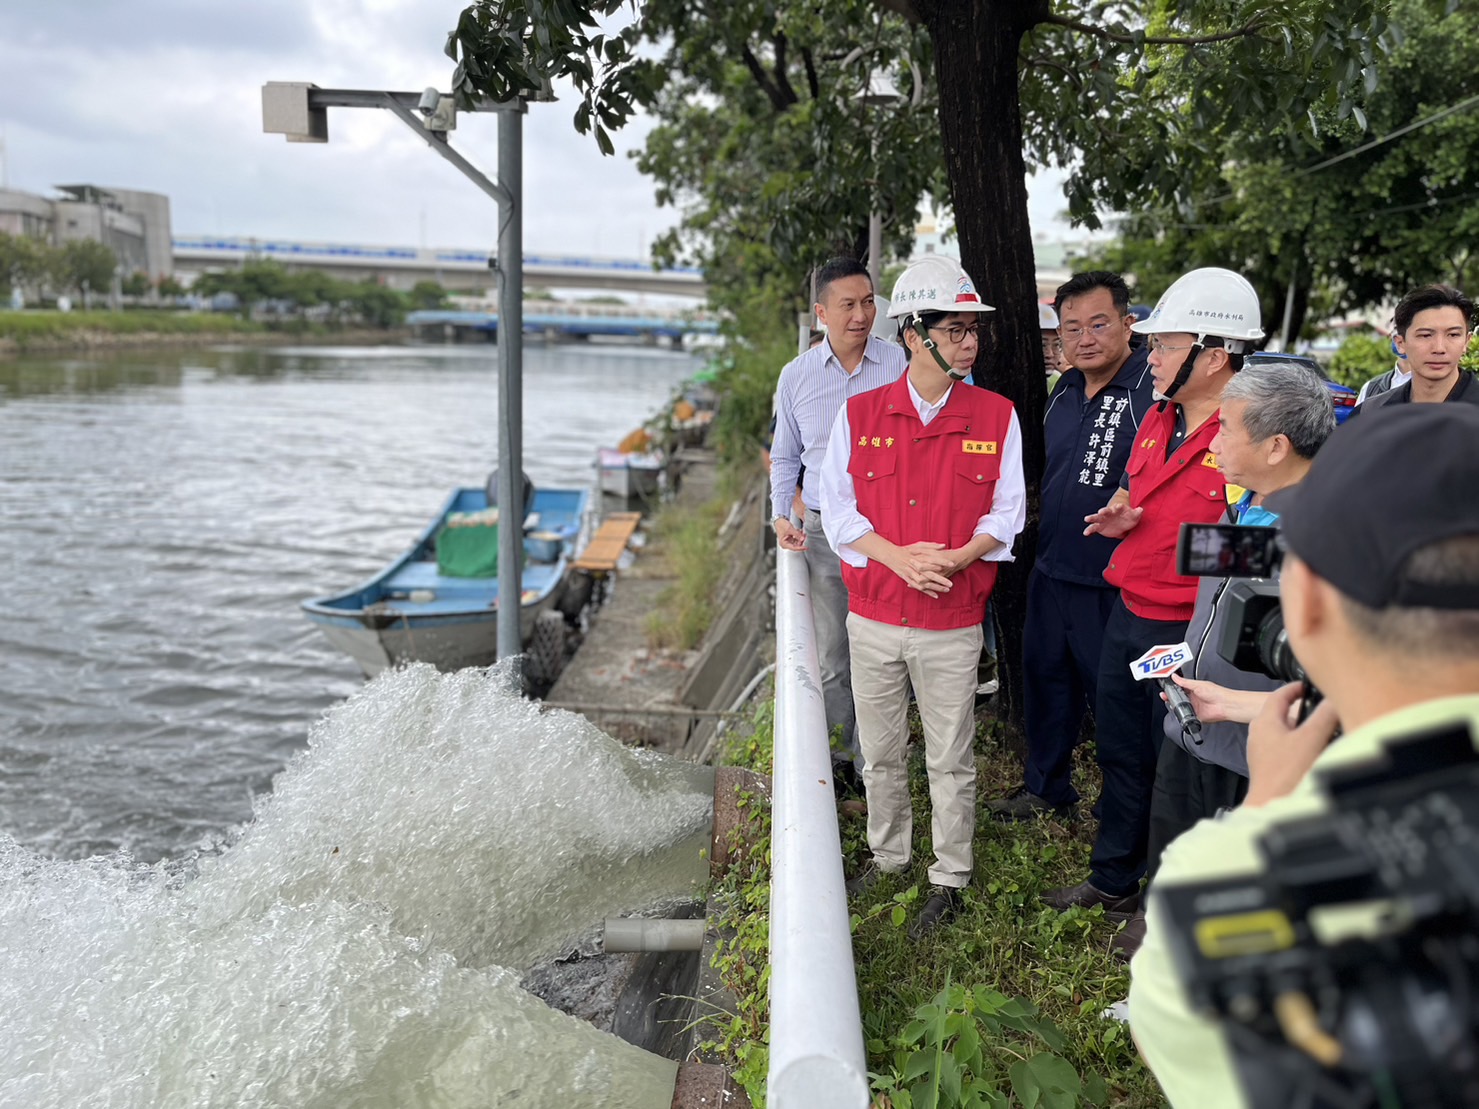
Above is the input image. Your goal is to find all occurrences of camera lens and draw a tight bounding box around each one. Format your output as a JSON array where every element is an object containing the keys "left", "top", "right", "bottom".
[{"left": 1255, "top": 610, "right": 1307, "bottom": 685}]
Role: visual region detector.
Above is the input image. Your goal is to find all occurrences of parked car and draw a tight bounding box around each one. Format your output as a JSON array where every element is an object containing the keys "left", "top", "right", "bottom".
[{"left": 1245, "top": 351, "right": 1358, "bottom": 424}]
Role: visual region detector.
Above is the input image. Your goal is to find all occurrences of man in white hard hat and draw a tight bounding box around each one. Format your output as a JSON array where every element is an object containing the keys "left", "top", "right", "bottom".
[
  {"left": 820, "top": 255, "right": 1026, "bottom": 940},
  {"left": 1040, "top": 301, "right": 1064, "bottom": 387},
  {"left": 1042, "top": 267, "right": 1262, "bottom": 922},
  {"left": 770, "top": 258, "right": 908, "bottom": 787}
]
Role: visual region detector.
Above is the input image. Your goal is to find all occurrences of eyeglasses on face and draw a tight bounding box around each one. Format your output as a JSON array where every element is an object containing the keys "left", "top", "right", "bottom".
[
  {"left": 927, "top": 322, "right": 981, "bottom": 344},
  {"left": 1148, "top": 336, "right": 1196, "bottom": 354},
  {"left": 1059, "top": 321, "right": 1117, "bottom": 342}
]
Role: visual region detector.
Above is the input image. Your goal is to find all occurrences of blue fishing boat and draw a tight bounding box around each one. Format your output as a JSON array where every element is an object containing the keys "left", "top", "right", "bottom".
[{"left": 302, "top": 483, "right": 593, "bottom": 679}]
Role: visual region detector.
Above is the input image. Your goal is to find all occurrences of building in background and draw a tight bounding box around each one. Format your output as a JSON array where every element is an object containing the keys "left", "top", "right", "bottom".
[{"left": 0, "top": 184, "right": 174, "bottom": 281}]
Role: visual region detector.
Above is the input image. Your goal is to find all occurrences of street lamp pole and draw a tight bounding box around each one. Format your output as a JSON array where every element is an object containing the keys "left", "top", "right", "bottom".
[
  {"left": 855, "top": 72, "right": 904, "bottom": 294},
  {"left": 494, "top": 105, "right": 526, "bottom": 671},
  {"left": 263, "top": 81, "right": 540, "bottom": 685}
]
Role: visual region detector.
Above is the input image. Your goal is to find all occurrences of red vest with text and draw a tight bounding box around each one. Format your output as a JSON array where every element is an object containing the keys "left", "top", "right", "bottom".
[
  {"left": 842, "top": 375, "right": 1015, "bottom": 630},
  {"left": 1103, "top": 404, "right": 1227, "bottom": 621}
]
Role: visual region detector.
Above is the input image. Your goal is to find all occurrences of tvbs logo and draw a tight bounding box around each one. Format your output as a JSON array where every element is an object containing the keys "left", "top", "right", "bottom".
[{"left": 1129, "top": 642, "right": 1193, "bottom": 681}]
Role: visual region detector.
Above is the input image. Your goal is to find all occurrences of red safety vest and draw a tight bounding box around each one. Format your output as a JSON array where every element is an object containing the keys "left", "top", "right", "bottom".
[
  {"left": 1104, "top": 404, "right": 1228, "bottom": 621},
  {"left": 841, "top": 375, "right": 1015, "bottom": 630}
]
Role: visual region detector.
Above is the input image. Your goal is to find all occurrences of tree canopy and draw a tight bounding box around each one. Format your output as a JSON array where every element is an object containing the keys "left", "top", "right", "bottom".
[
  {"left": 446, "top": 0, "right": 1399, "bottom": 722},
  {"left": 1078, "top": 0, "right": 1478, "bottom": 344}
]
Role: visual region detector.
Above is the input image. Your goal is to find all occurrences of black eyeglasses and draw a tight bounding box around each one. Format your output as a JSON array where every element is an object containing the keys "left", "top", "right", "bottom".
[
  {"left": 928, "top": 322, "right": 981, "bottom": 344},
  {"left": 1059, "top": 321, "right": 1117, "bottom": 343}
]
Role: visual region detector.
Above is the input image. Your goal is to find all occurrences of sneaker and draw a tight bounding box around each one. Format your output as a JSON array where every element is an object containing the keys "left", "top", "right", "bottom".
[
  {"left": 1041, "top": 879, "right": 1141, "bottom": 920},
  {"left": 975, "top": 677, "right": 1000, "bottom": 696},
  {"left": 1101, "top": 997, "right": 1131, "bottom": 1023},
  {"left": 985, "top": 785, "right": 1075, "bottom": 823},
  {"left": 908, "top": 885, "right": 963, "bottom": 941}
]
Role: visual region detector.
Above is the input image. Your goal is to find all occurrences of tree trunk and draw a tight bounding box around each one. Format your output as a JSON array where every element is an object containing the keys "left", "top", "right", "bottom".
[{"left": 917, "top": 0, "right": 1045, "bottom": 733}]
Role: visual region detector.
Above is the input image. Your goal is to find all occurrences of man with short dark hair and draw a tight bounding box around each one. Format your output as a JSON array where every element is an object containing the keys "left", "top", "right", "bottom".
[
  {"left": 823, "top": 255, "right": 1024, "bottom": 940},
  {"left": 1042, "top": 267, "right": 1262, "bottom": 917},
  {"left": 1130, "top": 403, "right": 1479, "bottom": 1107},
  {"left": 771, "top": 258, "right": 907, "bottom": 775},
  {"left": 987, "top": 271, "right": 1154, "bottom": 821},
  {"left": 1355, "top": 284, "right": 1476, "bottom": 412}
]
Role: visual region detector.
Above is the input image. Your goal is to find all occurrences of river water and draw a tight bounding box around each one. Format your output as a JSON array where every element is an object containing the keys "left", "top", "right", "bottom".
[
  {"left": 0, "top": 341, "right": 716, "bottom": 1108},
  {"left": 0, "top": 340, "right": 702, "bottom": 862}
]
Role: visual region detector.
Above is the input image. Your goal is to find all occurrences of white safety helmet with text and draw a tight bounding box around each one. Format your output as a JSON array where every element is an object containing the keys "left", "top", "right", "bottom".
[
  {"left": 888, "top": 255, "right": 995, "bottom": 380},
  {"left": 1131, "top": 266, "right": 1263, "bottom": 404}
]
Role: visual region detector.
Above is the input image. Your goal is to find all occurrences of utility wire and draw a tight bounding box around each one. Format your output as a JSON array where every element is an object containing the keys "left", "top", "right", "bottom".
[{"left": 1193, "top": 91, "right": 1479, "bottom": 209}]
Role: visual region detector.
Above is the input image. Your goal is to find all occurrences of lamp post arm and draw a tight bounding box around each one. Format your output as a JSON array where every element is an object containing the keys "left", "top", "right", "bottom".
[{"left": 379, "top": 93, "right": 514, "bottom": 208}]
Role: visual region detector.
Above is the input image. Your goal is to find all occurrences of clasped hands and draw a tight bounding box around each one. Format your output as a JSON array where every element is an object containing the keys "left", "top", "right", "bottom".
[{"left": 888, "top": 541, "right": 963, "bottom": 597}]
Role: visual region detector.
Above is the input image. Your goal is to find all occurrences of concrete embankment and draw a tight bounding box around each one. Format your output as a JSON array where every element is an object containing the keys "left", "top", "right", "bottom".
[
  {"left": 536, "top": 439, "right": 774, "bottom": 1105},
  {"left": 546, "top": 446, "right": 773, "bottom": 759}
]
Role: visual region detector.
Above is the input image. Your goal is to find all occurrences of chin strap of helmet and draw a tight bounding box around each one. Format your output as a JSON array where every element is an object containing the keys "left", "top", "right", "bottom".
[
  {"left": 1155, "top": 335, "right": 1249, "bottom": 412},
  {"left": 909, "top": 314, "right": 971, "bottom": 381},
  {"left": 1155, "top": 337, "right": 1206, "bottom": 412}
]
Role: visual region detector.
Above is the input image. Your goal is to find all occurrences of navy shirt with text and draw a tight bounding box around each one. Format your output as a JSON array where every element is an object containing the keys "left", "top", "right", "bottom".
[{"left": 1036, "top": 350, "right": 1156, "bottom": 587}]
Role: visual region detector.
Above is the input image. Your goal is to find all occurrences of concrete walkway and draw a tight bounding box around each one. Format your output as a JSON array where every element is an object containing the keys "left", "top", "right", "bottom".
[{"left": 545, "top": 447, "right": 770, "bottom": 755}]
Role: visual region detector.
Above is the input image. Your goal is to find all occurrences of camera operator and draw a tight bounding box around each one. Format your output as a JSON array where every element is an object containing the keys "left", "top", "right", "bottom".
[
  {"left": 1128, "top": 403, "right": 1479, "bottom": 1107},
  {"left": 1105, "top": 360, "right": 1337, "bottom": 960}
]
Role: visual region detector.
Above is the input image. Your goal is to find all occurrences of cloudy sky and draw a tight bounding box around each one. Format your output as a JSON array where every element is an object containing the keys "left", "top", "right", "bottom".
[{"left": 0, "top": 2, "right": 1073, "bottom": 263}]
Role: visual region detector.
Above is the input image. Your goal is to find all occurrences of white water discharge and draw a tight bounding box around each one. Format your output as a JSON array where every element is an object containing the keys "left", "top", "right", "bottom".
[{"left": 0, "top": 665, "right": 714, "bottom": 1107}]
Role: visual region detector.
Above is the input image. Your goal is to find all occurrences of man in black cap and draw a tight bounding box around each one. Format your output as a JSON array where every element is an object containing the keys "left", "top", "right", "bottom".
[{"left": 1126, "top": 403, "right": 1479, "bottom": 1107}]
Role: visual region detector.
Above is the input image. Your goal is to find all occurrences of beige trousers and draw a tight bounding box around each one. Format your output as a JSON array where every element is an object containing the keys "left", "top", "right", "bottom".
[{"left": 847, "top": 612, "right": 982, "bottom": 889}]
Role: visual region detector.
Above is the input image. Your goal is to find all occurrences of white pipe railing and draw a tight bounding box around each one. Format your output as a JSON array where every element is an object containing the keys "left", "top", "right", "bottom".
[{"left": 768, "top": 549, "right": 869, "bottom": 1108}]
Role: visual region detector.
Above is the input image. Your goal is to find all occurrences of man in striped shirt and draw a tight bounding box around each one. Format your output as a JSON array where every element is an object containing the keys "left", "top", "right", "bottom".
[{"left": 771, "top": 257, "right": 907, "bottom": 773}]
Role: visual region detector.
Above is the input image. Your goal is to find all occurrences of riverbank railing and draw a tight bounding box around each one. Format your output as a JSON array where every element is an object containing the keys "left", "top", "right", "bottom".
[{"left": 768, "top": 549, "right": 869, "bottom": 1108}]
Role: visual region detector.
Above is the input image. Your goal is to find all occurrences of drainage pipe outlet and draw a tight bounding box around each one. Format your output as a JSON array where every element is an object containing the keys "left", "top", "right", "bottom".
[{"left": 603, "top": 917, "right": 705, "bottom": 953}]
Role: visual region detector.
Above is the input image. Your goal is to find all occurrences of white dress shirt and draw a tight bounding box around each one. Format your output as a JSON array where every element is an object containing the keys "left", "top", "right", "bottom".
[
  {"left": 769, "top": 335, "right": 908, "bottom": 520},
  {"left": 818, "top": 377, "right": 1026, "bottom": 568}
]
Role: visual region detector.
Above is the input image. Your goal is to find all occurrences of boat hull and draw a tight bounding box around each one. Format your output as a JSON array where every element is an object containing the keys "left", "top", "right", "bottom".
[{"left": 302, "top": 486, "right": 591, "bottom": 678}]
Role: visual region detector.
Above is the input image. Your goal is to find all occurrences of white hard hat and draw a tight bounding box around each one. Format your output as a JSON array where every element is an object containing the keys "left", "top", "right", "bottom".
[
  {"left": 887, "top": 255, "right": 995, "bottom": 318},
  {"left": 1038, "top": 302, "right": 1059, "bottom": 329},
  {"left": 1130, "top": 267, "right": 1263, "bottom": 346}
]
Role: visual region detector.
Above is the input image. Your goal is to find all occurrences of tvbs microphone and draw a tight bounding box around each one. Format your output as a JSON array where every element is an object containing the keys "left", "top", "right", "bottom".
[{"left": 1130, "top": 642, "right": 1202, "bottom": 740}]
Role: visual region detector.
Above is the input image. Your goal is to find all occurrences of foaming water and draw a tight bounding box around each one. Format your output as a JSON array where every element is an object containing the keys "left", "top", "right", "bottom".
[
  {"left": 202, "top": 663, "right": 715, "bottom": 969},
  {"left": 0, "top": 666, "right": 714, "bottom": 1107}
]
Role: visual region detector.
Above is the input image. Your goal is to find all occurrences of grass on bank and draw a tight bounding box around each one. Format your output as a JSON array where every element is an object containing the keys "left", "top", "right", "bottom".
[
  {"left": 0, "top": 308, "right": 266, "bottom": 344},
  {"left": 706, "top": 698, "right": 1167, "bottom": 1109},
  {"left": 641, "top": 459, "right": 762, "bottom": 651}
]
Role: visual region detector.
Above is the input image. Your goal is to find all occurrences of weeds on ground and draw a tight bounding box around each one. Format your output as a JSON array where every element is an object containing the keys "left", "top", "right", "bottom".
[
  {"left": 642, "top": 495, "right": 730, "bottom": 650},
  {"left": 714, "top": 692, "right": 1166, "bottom": 1108},
  {"left": 693, "top": 694, "right": 776, "bottom": 1101},
  {"left": 846, "top": 715, "right": 1164, "bottom": 1108}
]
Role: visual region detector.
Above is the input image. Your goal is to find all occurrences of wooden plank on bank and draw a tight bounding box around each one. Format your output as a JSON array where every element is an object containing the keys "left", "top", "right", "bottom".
[{"left": 572, "top": 511, "right": 643, "bottom": 572}]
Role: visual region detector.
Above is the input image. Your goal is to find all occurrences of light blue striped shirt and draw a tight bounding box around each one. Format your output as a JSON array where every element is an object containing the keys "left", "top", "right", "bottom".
[{"left": 770, "top": 335, "right": 907, "bottom": 519}]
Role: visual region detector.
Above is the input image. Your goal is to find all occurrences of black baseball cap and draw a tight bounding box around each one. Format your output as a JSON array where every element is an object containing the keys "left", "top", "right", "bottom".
[{"left": 1265, "top": 403, "right": 1479, "bottom": 609}]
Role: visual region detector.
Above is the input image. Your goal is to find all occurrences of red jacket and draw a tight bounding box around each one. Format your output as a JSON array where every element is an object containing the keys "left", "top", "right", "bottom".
[
  {"left": 1103, "top": 404, "right": 1228, "bottom": 621},
  {"left": 841, "top": 376, "right": 1015, "bottom": 630}
]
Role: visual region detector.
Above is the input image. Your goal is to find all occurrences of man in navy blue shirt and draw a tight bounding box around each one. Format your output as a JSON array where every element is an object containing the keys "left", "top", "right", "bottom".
[{"left": 987, "top": 271, "right": 1155, "bottom": 820}]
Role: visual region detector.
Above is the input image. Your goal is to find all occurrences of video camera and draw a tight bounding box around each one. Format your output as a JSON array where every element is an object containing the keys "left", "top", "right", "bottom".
[
  {"left": 1158, "top": 720, "right": 1479, "bottom": 1107},
  {"left": 1177, "top": 522, "right": 1315, "bottom": 694}
]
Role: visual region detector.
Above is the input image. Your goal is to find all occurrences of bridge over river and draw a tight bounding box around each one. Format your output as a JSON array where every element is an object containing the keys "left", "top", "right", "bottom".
[
  {"left": 172, "top": 235, "right": 707, "bottom": 298},
  {"left": 406, "top": 302, "right": 721, "bottom": 344}
]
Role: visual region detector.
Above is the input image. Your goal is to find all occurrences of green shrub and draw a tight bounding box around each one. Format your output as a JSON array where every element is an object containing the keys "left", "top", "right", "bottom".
[{"left": 1326, "top": 332, "right": 1391, "bottom": 390}]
